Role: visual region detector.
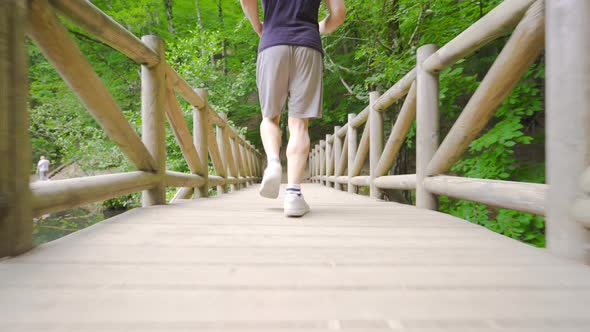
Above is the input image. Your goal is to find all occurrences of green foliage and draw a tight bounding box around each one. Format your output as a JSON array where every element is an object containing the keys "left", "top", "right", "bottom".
[
  {"left": 439, "top": 61, "right": 545, "bottom": 247},
  {"left": 102, "top": 193, "right": 140, "bottom": 210},
  {"left": 33, "top": 206, "right": 126, "bottom": 246}
]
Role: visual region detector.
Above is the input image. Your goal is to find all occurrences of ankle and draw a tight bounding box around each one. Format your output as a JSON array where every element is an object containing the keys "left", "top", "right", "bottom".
[
  {"left": 286, "top": 184, "right": 302, "bottom": 196},
  {"left": 267, "top": 156, "right": 280, "bottom": 164}
]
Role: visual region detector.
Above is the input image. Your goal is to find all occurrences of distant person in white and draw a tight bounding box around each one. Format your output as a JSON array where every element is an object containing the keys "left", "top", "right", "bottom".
[{"left": 37, "top": 156, "right": 50, "bottom": 181}]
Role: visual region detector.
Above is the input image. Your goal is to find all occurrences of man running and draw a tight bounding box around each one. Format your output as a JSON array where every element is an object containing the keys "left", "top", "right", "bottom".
[{"left": 240, "top": 0, "right": 346, "bottom": 217}]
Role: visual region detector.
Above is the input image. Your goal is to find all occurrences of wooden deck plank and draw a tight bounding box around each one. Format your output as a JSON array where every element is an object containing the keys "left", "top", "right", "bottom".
[{"left": 1, "top": 183, "right": 590, "bottom": 331}]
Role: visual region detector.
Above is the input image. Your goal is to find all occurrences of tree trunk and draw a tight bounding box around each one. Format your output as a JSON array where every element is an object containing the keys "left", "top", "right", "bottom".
[
  {"left": 194, "top": 0, "right": 205, "bottom": 57},
  {"left": 163, "top": 0, "right": 175, "bottom": 34},
  {"left": 195, "top": 0, "right": 203, "bottom": 31},
  {"left": 218, "top": 0, "right": 227, "bottom": 74},
  {"left": 385, "top": 0, "right": 400, "bottom": 50}
]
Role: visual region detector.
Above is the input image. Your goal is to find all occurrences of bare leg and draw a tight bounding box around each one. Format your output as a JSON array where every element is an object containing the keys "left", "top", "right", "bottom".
[
  {"left": 286, "top": 117, "right": 310, "bottom": 184},
  {"left": 260, "top": 115, "right": 281, "bottom": 160}
]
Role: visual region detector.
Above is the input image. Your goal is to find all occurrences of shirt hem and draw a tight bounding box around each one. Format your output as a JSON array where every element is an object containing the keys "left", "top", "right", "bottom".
[{"left": 258, "top": 42, "right": 324, "bottom": 56}]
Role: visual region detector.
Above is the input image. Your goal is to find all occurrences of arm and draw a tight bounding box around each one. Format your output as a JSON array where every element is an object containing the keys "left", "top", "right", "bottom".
[
  {"left": 319, "top": 0, "right": 346, "bottom": 34},
  {"left": 240, "top": 0, "right": 263, "bottom": 37}
]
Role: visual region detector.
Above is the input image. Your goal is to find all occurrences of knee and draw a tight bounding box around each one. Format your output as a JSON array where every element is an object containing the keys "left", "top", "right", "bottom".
[
  {"left": 265, "top": 115, "right": 280, "bottom": 125},
  {"left": 260, "top": 116, "right": 281, "bottom": 131},
  {"left": 289, "top": 119, "right": 306, "bottom": 132}
]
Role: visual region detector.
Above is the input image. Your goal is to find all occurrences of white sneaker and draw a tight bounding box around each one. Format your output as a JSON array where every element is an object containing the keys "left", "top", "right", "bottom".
[
  {"left": 259, "top": 160, "right": 282, "bottom": 199},
  {"left": 284, "top": 192, "right": 310, "bottom": 217}
]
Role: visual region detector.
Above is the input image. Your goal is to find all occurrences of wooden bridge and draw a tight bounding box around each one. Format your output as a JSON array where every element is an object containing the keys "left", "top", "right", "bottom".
[{"left": 1, "top": 0, "right": 590, "bottom": 330}]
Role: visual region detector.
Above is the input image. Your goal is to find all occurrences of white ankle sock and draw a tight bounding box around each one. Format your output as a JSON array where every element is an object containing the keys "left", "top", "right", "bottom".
[
  {"left": 286, "top": 184, "right": 302, "bottom": 196},
  {"left": 267, "top": 156, "right": 280, "bottom": 164}
]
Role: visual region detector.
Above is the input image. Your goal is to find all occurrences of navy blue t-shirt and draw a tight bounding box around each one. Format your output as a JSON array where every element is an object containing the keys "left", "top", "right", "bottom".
[{"left": 258, "top": 0, "right": 323, "bottom": 54}]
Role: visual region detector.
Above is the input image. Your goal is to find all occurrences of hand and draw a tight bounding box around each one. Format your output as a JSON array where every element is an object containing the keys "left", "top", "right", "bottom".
[
  {"left": 255, "top": 22, "right": 263, "bottom": 37},
  {"left": 319, "top": 20, "right": 326, "bottom": 34}
]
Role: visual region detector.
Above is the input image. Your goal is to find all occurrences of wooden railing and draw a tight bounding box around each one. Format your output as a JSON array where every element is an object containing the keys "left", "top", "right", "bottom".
[
  {"left": 0, "top": 0, "right": 263, "bottom": 257},
  {"left": 310, "top": 0, "right": 590, "bottom": 262}
]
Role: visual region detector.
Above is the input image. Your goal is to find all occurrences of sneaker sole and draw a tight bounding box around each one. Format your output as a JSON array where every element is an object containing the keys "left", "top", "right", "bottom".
[
  {"left": 259, "top": 173, "right": 281, "bottom": 199},
  {"left": 284, "top": 208, "right": 310, "bottom": 217}
]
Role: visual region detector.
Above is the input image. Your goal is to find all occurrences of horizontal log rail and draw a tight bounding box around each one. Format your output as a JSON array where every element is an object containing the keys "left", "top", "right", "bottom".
[
  {"left": 165, "top": 171, "right": 205, "bottom": 188},
  {"left": 312, "top": 174, "right": 417, "bottom": 191},
  {"left": 48, "top": 0, "right": 160, "bottom": 66},
  {"left": 423, "top": 176, "right": 547, "bottom": 216},
  {"left": 349, "top": 176, "right": 370, "bottom": 187},
  {"left": 374, "top": 175, "right": 417, "bottom": 191},
  {"left": 372, "top": 69, "right": 417, "bottom": 112},
  {"left": 30, "top": 172, "right": 159, "bottom": 217},
  {"left": 422, "top": 0, "right": 536, "bottom": 73}
]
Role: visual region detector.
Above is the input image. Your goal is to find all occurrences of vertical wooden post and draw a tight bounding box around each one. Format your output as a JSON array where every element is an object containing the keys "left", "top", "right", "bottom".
[
  {"left": 311, "top": 146, "right": 315, "bottom": 182},
  {"left": 310, "top": 146, "right": 315, "bottom": 182},
  {"left": 369, "top": 91, "right": 384, "bottom": 199},
  {"left": 245, "top": 145, "right": 252, "bottom": 185},
  {"left": 312, "top": 146, "right": 317, "bottom": 182},
  {"left": 254, "top": 150, "right": 259, "bottom": 180},
  {"left": 243, "top": 142, "right": 251, "bottom": 186},
  {"left": 257, "top": 152, "right": 262, "bottom": 179},
  {"left": 240, "top": 142, "right": 248, "bottom": 186},
  {"left": 317, "top": 145, "right": 321, "bottom": 183},
  {"left": 252, "top": 147, "right": 259, "bottom": 180},
  {"left": 237, "top": 141, "right": 246, "bottom": 187},
  {"left": 249, "top": 144, "right": 256, "bottom": 185},
  {"left": 309, "top": 149, "right": 313, "bottom": 182},
  {"left": 315, "top": 146, "right": 319, "bottom": 183},
  {"left": 546, "top": 0, "right": 590, "bottom": 262},
  {"left": 222, "top": 116, "right": 237, "bottom": 192},
  {"left": 308, "top": 149, "right": 312, "bottom": 182},
  {"left": 252, "top": 148, "right": 258, "bottom": 181},
  {"left": 216, "top": 114, "right": 228, "bottom": 194},
  {"left": 325, "top": 135, "right": 332, "bottom": 187},
  {"left": 253, "top": 152, "right": 260, "bottom": 181},
  {"left": 258, "top": 153, "right": 263, "bottom": 178},
  {"left": 244, "top": 139, "right": 253, "bottom": 185},
  {"left": 252, "top": 151, "right": 257, "bottom": 182},
  {"left": 319, "top": 140, "right": 326, "bottom": 186},
  {"left": 416, "top": 44, "right": 439, "bottom": 210},
  {"left": 229, "top": 136, "right": 240, "bottom": 190},
  {"left": 316, "top": 145, "right": 322, "bottom": 184},
  {"left": 333, "top": 127, "right": 343, "bottom": 191},
  {"left": 316, "top": 145, "right": 320, "bottom": 183},
  {"left": 193, "top": 88, "right": 209, "bottom": 198},
  {"left": 0, "top": 0, "right": 32, "bottom": 257},
  {"left": 348, "top": 114, "right": 358, "bottom": 194},
  {"left": 141, "top": 35, "right": 166, "bottom": 206},
  {"left": 256, "top": 151, "right": 261, "bottom": 179}
]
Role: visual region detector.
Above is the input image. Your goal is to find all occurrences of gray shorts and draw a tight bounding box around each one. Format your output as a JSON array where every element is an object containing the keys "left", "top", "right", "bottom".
[{"left": 256, "top": 45, "right": 323, "bottom": 119}]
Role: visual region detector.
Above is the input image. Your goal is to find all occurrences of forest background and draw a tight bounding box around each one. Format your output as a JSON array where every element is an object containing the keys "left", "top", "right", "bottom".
[{"left": 29, "top": 0, "right": 546, "bottom": 246}]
